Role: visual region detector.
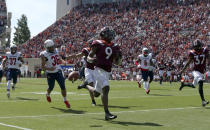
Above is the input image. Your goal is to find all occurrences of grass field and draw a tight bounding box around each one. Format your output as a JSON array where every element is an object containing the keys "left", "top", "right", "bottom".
[{"left": 0, "top": 78, "right": 210, "bottom": 130}]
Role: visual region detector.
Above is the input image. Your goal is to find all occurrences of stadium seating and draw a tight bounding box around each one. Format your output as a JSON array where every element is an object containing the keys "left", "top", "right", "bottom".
[
  {"left": 0, "top": 0, "right": 7, "bottom": 35},
  {"left": 20, "top": 0, "right": 209, "bottom": 73}
]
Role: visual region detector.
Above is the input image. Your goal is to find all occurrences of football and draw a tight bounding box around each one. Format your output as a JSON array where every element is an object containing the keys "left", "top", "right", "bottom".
[{"left": 68, "top": 71, "right": 80, "bottom": 81}]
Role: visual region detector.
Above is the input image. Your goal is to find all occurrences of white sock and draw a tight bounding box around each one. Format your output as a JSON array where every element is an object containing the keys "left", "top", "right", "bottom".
[
  {"left": 7, "top": 80, "right": 11, "bottom": 90},
  {"left": 144, "top": 81, "right": 147, "bottom": 90},
  {"left": 140, "top": 79, "right": 144, "bottom": 84},
  {"left": 64, "top": 97, "right": 67, "bottom": 101},
  {"left": 46, "top": 92, "right": 50, "bottom": 96},
  {"left": 147, "top": 82, "right": 150, "bottom": 90}
]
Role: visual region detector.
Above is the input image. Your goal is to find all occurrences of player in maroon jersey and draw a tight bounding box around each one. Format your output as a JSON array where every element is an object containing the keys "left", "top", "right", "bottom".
[
  {"left": 66, "top": 42, "right": 96, "bottom": 106},
  {"left": 86, "top": 27, "right": 122, "bottom": 120},
  {"left": 179, "top": 39, "right": 209, "bottom": 107},
  {"left": 166, "top": 61, "right": 175, "bottom": 84},
  {"left": 158, "top": 59, "right": 166, "bottom": 85}
]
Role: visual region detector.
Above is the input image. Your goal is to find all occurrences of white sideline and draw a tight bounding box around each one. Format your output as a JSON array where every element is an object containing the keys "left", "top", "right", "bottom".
[
  {"left": 0, "top": 122, "right": 32, "bottom": 130},
  {"left": 0, "top": 106, "right": 208, "bottom": 119}
]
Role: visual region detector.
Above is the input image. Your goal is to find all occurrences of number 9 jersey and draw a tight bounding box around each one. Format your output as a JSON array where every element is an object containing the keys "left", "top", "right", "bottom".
[
  {"left": 40, "top": 49, "right": 62, "bottom": 73},
  {"left": 91, "top": 40, "right": 120, "bottom": 72},
  {"left": 6, "top": 51, "right": 22, "bottom": 69}
]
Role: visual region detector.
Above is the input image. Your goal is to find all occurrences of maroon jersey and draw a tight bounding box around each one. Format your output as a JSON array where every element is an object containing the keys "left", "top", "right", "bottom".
[
  {"left": 92, "top": 40, "right": 120, "bottom": 72},
  {"left": 189, "top": 47, "right": 208, "bottom": 74},
  {"left": 82, "top": 47, "right": 94, "bottom": 70}
]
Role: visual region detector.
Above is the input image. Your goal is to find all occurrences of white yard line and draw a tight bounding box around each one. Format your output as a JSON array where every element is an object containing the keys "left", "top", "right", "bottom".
[
  {"left": 0, "top": 122, "right": 32, "bottom": 130},
  {"left": 0, "top": 106, "right": 208, "bottom": 119}
]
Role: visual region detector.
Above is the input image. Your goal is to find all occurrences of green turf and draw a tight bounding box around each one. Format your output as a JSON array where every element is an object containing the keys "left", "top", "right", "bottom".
[{"left": 0, "top": 78, "right": 210, "bottom": 130}]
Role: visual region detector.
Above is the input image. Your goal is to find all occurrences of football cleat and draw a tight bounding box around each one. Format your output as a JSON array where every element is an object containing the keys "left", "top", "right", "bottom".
[
  {"left": 77, "top": 84, "right": 86, "bottom": 90},
  {"left": 137, "top": 82, "right": 141, "bottom": 88},
  {"left": 146, "top": 90, "right": 150, "bottom": 94},
  {"left": 105, "top": 113, "right": 117, "bottom": 120},
  {"left": 7, "top": 92, "right": 10, "bottom": 98},
  {"left": 64, "top": 100, "right": 70, "bottom": 108},
  {"left": 46, "top": 94, "right": 51, "bottom": 103},
  {"left": 202, "top": 101, "right": 209, "bottom": 107},
  {"left": 92, "top": 100, "right": 96, "bottom": 106}
]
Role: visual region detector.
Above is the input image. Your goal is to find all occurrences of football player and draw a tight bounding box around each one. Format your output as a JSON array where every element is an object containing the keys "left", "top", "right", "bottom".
[
  {"left": 179, "top": 39, "right": 209, "bottom": 107},
  {"left": 66, "top": 41, "right": 96, "bottom": 106},
  {"left": 166, "top": 61, "right": 175, "bottom": 84},
  {"left": 40, "top": 39, "right": 70, "bottom": 108},
  {"left": 86, "top": 27, "right": 121, "bottom": 120},
  {"left": 0, "top": 56, "right": 3, "bottom": 87},
  {"left": 2, "top": 44, "right": 24, "bottom": 98},
  {"left": 158, "top": 59, "right": 166, "bottom": 85},
  {"left": 136, "top": 48, "right": 153, "bottom": 94}
]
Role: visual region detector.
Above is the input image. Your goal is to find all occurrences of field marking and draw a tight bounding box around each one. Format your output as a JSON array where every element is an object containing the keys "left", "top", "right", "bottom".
[
  {"left": 0, "top": 106, "right": 208, "bottom": 119},
  {"left": 0, "top": 122, "right": 32, "bottom": 130}
]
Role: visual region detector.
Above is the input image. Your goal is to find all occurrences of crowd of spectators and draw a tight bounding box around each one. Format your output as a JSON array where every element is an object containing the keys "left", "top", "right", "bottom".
[
  {"left": 0, "top": 0, "right": 7, "bottom": 35},
  {"left": 20, "top": 0, "right": 209, "bottom": 77}
]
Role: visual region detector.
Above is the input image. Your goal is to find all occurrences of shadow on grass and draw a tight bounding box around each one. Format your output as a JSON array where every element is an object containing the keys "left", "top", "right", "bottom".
[
  {"left": 96, "top": 119, "right": 163, "bottom": 126},
  {"left": 110, "top": 121, "right": 163, "bottom": 126},
  {"left": 15, "top": 97, "right": 39, "bottom": 101},
  {"left": 96, "top": 105, "right": 141, "bottom": 109},
  {"left": 89, "top": 125, "right": 103, "bottom": 128},
  {"left": 51, "top": 107, "right": 86, "bottom": 114},
  {"left": 149, "top": 94, "right": 173, "bottom": 96}
]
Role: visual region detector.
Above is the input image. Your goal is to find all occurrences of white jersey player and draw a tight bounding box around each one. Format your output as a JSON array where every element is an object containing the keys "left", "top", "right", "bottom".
[
  {"left": 2, "top": 44, "right": 24, "bottom": 98},
  {"left": 137, "top": 48, "right": 153, "bottom": 94},
  {"left": 40, "top": 39, "right": 70, "bottom": 108}
]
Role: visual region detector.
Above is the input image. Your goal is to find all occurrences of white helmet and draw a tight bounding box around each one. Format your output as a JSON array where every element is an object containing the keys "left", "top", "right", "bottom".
[
  {"left": 142, "top": 48, "right": 149, "bottom": 55},
  {"left": 44, "top": 39, "right": 55, "bottom": 52}
]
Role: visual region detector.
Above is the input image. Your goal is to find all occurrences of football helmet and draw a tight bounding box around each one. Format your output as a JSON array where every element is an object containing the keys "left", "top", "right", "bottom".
[
  {"left": 193, "top": 39, "right": 202, "bottom": 52},
  {"left": 10, "top": 44, "right": 17, "bottom": 54},
  {"left": 100, "top": 26, "right": 116, "bottom": 42},
  {"left": 142, "top": 48, "right": 149, "bottom": 56},
  {"left": 44, "top": 39, "right": 55, "bottom": 53}
]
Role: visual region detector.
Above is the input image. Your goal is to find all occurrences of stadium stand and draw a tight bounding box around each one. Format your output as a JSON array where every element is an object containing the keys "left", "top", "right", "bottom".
[
  {"left": 20, "top": 0, "right": 209, "bottom": 75},
  {"left": 0, "top": 0, "right": 7, "bottom": 35}
]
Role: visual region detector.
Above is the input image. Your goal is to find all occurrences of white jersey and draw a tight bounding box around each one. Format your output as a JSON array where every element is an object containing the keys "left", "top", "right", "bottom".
[
  {"left": 6, "top": 52, "right": 22, "bottom": 69},
  {"left": 40, "top": 50, "right": 62, "bottom": 73},
  {"left": 148, "top": 53, "right": 156, "bottom": 71},
  {"left": 138, "top": 54, "right": 152, "bottom": 70},
  {"left": 0, "top": 61, "right": 2, "bottom": 70}
]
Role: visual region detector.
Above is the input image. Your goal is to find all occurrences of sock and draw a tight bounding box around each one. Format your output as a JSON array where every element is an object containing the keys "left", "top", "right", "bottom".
[
  {"left": 64, "top": 97, "right": 67, "bottom": 101},
  {"left": 144, "top": 81, "right": 147, "bottom": 90},
  {"left": 105, "top": 109, "right": 109, "bottom": 114},
  {"left": 92, "top": 99, "right": 96, "bottom": 104},
  {"left": 160, "top": 77, "right": 163, "bottom": 84},
  {"left": 147, "top": 82, "right": 150, "bottom": 90},
  {"left": 7, "top": 80, "right": 11, "bottom": 90},
  {"left": 198, "top": 81, "right": 205, "bottom": 101},
  {"left": 46, "top": 92, "right": 50, "bottom": 96}
]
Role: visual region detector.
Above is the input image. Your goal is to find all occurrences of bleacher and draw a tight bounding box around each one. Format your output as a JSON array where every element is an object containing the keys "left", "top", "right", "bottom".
[{"left": 21, "top": 0, "right": 209, "bottom": 73}]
